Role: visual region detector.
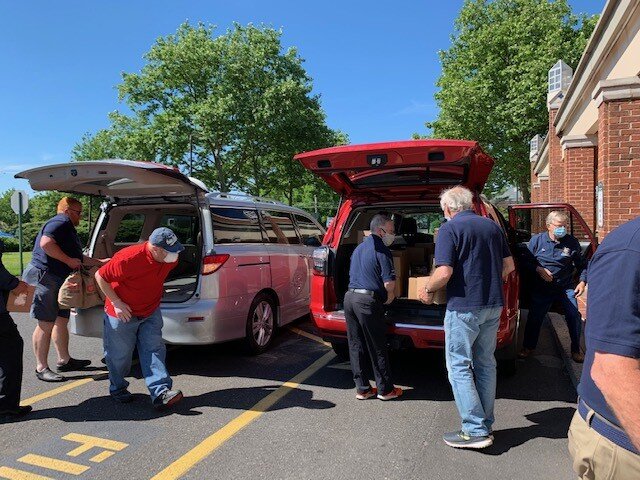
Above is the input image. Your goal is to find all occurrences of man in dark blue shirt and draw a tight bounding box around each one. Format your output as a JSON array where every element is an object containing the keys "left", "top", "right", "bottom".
[
  {"left": 344, "top": 213, "right": 402, "bottom": 401},
  {"left": 22, "top": 197, "right": 106, "bottom": 382},
  {"left": 0, "top": 239, "right": 32, "bottom": 418},
  {"left": 419, "top": 186, "right": 514, "bottom": 449},
  {"left": 520, "top": 211, "right": 588, "bottom": 363},
  {"left": 569, "top": 216, "right": 640, "bottom": 478}
]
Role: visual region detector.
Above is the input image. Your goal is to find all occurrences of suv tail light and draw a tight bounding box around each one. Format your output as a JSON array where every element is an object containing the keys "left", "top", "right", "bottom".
[
  {"left": 312, "top": 246, "right": 329, "bottom": 276},
  {"left": 202, "top": 254, "right": 230, "bottom": 275}
]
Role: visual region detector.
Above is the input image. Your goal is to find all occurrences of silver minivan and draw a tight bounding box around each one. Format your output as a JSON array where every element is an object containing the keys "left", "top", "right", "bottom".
[{"left": 16, "top": 160, "right": 325, "bottom": 353}]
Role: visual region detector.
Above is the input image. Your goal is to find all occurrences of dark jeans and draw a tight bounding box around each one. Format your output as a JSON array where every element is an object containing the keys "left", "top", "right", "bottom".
[
  {"left": 0, "top": 314, "right": 24, "bottom": 411},
  {"left": 343, "top": 291, "right": 394, "bottom": 395},
  {"left": 523, "top": 287, "right": 582, "bottom": 353}
]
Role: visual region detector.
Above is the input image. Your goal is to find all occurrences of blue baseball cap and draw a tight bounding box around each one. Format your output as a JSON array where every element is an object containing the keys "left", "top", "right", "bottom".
[{"left": 149, "top": 227, "right": 184, "bottom": 253}]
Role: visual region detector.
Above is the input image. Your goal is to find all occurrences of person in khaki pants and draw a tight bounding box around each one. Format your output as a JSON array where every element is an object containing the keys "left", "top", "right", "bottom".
[{"left": 568, "top": 216, "right": 640, "bottom": 479}]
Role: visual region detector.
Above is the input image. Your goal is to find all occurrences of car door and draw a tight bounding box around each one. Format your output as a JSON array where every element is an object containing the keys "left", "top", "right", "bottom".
[{"left": 507, "top": 203, "right": 597, "bottom": 309}]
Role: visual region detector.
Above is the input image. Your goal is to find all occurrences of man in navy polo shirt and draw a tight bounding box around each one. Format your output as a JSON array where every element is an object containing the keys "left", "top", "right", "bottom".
[
  {"left": 520, "top": 210, "right": 588, "bottom": 363},
  {"left": 419, "top": 186, "right": 514, "bottom": 449},
  {"left": 568, "top": 217, "right": 640, "bottom": 478},
  {"left": 344, "top": 213, "right": 403, "bottom": 401}
]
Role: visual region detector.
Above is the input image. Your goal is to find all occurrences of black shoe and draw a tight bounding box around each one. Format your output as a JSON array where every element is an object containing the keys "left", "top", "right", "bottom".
[
  {"left": 152, "top": 390, "right": 183, "bottom": 410},
  {"left": 36, "top": 368, "right": 66, "bottom": 382},
  {"left": 443, "top": 430, "right": 493, "bottom": 449},
  {"left": 111, "top": 390, "right": 134, "bottom": 404},
  {"left": 56, "top": 358, "right": 92, "bottom": 372},
  {"left": 0, "top": 405, "right": 33, "bottom": 417}
]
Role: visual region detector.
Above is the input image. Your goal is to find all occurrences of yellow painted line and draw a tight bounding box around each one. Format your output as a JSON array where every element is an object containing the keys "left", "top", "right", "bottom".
[
  {"left": 89, "top": 451, "right": 116, "bottom": 463},
  {"left": 0, "top": 466, "right": 53, "bottom": 480},
  {"left": 20, "top": 377, "right": 97, "bottom": 407},
  {"left": 288, "top": 326, "right": 331, "bottom": 347},
  {"left": 63, "top": 433, "right": 128, "bottom": 457},
  {"left": 151, "top": 350, "right": 336, "bottom": 480},
  {"left": 17, "top": 454, "right": 89, "bottom": 475}
]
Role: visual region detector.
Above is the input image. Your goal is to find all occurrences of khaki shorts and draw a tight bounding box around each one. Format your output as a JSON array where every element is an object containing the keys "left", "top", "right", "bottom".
[{"left": 568, "top": 410, "right": 640, "bottom": 480}]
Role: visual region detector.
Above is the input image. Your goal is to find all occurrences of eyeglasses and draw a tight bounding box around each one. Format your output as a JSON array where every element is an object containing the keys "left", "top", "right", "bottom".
[
  {"left": 381, "top": 228, "right": 395, "bottom": 236},
  {"left": 68, "top": 209, "right": 82, "bottom": 215}
]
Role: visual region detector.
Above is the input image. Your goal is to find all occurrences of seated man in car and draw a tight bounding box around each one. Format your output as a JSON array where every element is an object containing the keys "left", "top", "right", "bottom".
[{"left": 520, "top": 211, "right": 587, "bottom": 363}]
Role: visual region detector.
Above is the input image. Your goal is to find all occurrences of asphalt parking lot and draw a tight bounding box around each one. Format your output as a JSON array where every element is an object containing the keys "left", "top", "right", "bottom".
[{"left": 1, "top": 312, "right": 577, "bottom": 480}]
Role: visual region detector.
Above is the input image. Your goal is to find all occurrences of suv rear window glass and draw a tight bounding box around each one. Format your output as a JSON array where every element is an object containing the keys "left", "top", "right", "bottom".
[
  {"left": 211, "top": 208, "right": 263, "bottom": 244},
  {"left": 350, "top": 166, "right": 467, "bottom": 188},
  {"left": 114, "top": 213, "right": 145, "bottom": 243},
  {"left": 261, "top": 210, "right": 300, "bottom": 245}
]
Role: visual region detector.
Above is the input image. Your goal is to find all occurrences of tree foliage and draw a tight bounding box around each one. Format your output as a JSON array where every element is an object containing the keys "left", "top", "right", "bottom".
[
  {"left": 73, "top": 22, "right": 344, "bottom": 209},
  {"left": 426, "top": 0, "right": 597, "bottom": 199}
]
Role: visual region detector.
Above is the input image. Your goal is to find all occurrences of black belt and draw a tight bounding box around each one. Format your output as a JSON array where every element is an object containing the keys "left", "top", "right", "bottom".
[
  {"left": 347, "top": 288, "right": 381, "bottom": 301},
  {"left": 578, "top": 398, "right": 639, "bottom": 454}
]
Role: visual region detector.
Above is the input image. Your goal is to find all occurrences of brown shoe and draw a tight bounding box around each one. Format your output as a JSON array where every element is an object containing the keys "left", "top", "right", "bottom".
[
  {"left": 571, "top": 352, "right": 585, "bottom": 363},
  {"left": 518, "top": 348, "right": 534, "bottom": 359}
]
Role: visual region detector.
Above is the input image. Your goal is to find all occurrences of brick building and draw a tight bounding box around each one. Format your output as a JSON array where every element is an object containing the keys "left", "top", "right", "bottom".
[{"left": 530, "top": 0, "right": 640, "bottom": 241}]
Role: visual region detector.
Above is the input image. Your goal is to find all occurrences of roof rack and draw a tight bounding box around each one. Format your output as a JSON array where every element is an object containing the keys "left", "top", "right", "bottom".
[{"left": 208, "top": 191, "right": 285, "bottom": 206}]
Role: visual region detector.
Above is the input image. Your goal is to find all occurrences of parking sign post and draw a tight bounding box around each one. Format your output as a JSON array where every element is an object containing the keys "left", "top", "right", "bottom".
[{"left": 10, "top": 190, "right": 29, "bottom": 275}]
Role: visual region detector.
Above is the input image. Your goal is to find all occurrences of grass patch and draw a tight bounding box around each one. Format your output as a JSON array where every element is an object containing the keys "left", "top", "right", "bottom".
[{"left": 2, "top": 252, "right": 32, "bottom": 276}]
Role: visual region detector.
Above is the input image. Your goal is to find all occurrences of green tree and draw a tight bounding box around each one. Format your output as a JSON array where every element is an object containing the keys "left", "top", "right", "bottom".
[
  {"left": 73, "top": 22, "right": 343, "bottom": 204},
  {"left": 426, "top": 0, "right": 597, "bottom": 200}
]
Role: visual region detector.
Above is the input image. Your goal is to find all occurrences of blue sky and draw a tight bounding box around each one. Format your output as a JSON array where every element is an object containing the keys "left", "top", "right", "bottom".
[{"left": 0, "top": 0, "right": 605, "bottom": 195}]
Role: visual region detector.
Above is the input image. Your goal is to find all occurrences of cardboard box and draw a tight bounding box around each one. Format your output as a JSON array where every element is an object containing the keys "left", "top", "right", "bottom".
[
  {"left": 408, "top": 276, "right": 447, "bottom": 304},
  {"left": 357, "top": 230, "right": 371, "bottom": 243},
  {"left": 6, "top": 285, "right": 35, "bottom": 313},
  {"left": 392, "top": 250, "right": 409, "bottom": 297}
]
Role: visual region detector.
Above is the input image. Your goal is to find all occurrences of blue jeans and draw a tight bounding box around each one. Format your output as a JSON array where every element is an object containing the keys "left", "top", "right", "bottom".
[
  {"left": 444, "top": 306, "right": 502, "bottom": 437},
  {"left": 523, "top": 288, "right": 582, "bottom": 353},
  {"left": 103, "top": 308, "right": 172, "bottom": 401}
]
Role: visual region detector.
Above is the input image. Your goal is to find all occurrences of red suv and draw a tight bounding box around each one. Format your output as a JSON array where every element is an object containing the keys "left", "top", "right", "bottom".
[{"left": 296, "top": 140, "right": 597, "bottom": 373}]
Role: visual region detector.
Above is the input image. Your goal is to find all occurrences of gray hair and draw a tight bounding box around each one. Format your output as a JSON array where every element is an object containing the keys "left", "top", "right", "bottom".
[
  {"left": 440, "top": 186, "right": 474, "bottom": 213},
  {"left": 546, "top": 210, "right": 569, "bottom": 226},
  {"left": 370, "top": 213, "right": 393, "bottom": 232}
]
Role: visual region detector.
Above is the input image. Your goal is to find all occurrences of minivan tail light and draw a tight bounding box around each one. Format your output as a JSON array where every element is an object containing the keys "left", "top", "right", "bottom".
[
  {"left": 202, "top": 254, "right": 230, "bottom": 275},
  {"left": 312, "top": 246, "right": 329, "bottom": 276}
]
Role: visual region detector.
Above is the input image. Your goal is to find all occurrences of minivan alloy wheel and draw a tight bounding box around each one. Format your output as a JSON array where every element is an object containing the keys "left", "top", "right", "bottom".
[{"left": 252, "top": 300, "right": 274, "bottom": 347}]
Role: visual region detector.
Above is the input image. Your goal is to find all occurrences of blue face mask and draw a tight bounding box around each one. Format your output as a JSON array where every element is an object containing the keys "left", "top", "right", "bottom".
[{"left": 553, "top": 226, "right": 567, "bottom": 238}]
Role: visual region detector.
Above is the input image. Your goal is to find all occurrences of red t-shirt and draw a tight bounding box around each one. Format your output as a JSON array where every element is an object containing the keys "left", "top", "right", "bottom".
[{"left": 98, "top": 242, "right": 176, "bottom": 318}]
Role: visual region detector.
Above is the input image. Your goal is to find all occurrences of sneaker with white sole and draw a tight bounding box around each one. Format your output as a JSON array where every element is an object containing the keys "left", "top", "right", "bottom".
[
  {"left": 355, "top": 388, "right": 377, "bottom": 400},
  {"left": 377, "top": 387, "right": 403, "bottom": 401},
  {"left": 443, "top": 430, "right": 493, "bottom": 449}
]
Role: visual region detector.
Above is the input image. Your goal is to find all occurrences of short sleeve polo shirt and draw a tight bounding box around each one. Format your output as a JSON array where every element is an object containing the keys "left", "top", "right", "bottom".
[
  {"left": 527, "top": 232, "right": 587, "bottom": 288},
  {"left": 434, "top": 210, "right": 511, "bottom": 310},
  {"left": 98, "top": 242, "right": 177, "bottom": 318},
  {"left": 348, "top": 234, "right": 396, "bottom": 303},
  {"left": 578, "top": 216, "right": 640, "bottom": 431},
  {"left": 31, "top": 213, "right": 83, "bottom": 279}
]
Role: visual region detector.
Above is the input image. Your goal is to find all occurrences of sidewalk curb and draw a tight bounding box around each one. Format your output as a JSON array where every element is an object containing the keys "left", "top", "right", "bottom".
[{"left": 547, "top": 312, "right": 583, "bottom": 390}]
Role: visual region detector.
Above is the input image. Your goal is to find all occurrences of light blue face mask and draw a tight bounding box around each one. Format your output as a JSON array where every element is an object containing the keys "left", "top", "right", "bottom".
[{"left": 553, "top": 226, "right": 567, "bottom": 238}]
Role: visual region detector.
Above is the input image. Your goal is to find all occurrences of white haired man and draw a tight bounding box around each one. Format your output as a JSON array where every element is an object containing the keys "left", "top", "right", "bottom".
[
  {"left": 520, "top": 211, "right": 587, "bottom": 363},
  {"left": 419, "top": 186, "right": 515, "bottom": 449}
]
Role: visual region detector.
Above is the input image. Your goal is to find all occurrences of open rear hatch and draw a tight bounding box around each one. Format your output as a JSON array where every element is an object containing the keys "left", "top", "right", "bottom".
[
  {"left": 294, "top": 140, "right": 493, "bottom": 200},
  {"left": 15, "top": 159, "right": 208, "bottom": 198}
]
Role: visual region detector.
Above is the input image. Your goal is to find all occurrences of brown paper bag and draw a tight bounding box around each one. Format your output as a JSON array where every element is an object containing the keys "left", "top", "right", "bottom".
[{"left": 58, "top": 266, "right": 104, "bottom": 309}]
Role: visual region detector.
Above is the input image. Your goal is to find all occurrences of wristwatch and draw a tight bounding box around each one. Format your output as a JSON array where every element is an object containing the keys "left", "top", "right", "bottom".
[{"left": 424, "top": 286, "right": 434, "bottom": 294}]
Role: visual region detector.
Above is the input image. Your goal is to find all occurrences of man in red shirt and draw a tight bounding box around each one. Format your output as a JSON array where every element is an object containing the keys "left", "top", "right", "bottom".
[{"left": 95, "top": 227, "right": 184, "bottom": 409}]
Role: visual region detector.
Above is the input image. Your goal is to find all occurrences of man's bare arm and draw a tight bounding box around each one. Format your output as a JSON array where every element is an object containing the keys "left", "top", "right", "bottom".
[
  {"left": 384, "top": 280, "right": 396, "bottom": 304},
  {"left": 502, "top": 256, "right": 515, "bottom": 281},
  {"left": 427, "top": 265, "right": 453, "bottom": 292},
  {"left": 591, "top": 351, "right": 640, "bottom": 450},
  {"left": 40, "top": 236, "right": 81, "bottom": 269},
  {"left": 95, "top": 270, "right": 132, "bottom": 322}
]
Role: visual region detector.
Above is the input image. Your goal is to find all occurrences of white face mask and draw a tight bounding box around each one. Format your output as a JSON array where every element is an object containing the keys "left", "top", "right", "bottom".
[
  {"left": 164, "top": 251, "right": 179, "bottom": 263},
  {"left": 382, "top": 233, "right": 395, "bottom": 247}
]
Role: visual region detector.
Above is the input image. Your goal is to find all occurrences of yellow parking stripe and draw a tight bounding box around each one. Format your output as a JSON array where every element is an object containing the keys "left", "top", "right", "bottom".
[
  {"left": 288, "top": 326, "right": 331, "bottom": 347},
  {"left": 20, "top": 378, "right": 96, "bottom": 407},
  {"left": 63, "top": 433, "right": 128, "bottom": 457},
  {"left": 18, "top": 455, "right": 89, "bottom": 475},
  {"left": 150, "top": 350, "right": 336, "bottom": 480},
  {"left": 0, "top": 466, "right": 53, "bottom": 480}
]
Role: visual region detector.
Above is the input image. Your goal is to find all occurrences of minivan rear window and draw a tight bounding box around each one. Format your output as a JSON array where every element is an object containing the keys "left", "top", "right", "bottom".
[
  {"left": 261, "top": 210, "right": 300, "bottom": 245},
  {"left": 211, "top": 208, "right": 263, "bottom": 244},
  {"left": 351, "top": 166, "right": 467, "bottom": 188}
]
